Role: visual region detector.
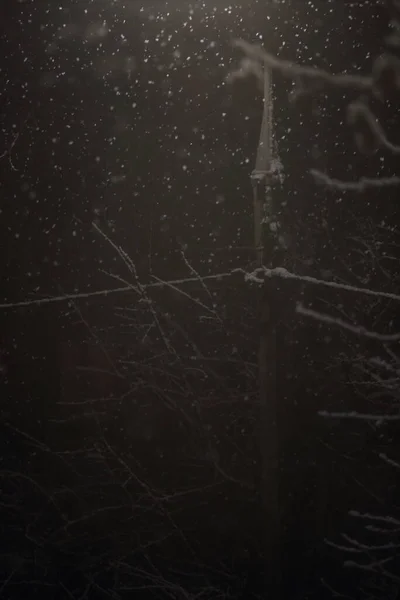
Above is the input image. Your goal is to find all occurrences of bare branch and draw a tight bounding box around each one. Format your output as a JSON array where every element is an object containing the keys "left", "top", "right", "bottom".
[{"left": 0, "top": 271, "right": 236, "bottom": 310}]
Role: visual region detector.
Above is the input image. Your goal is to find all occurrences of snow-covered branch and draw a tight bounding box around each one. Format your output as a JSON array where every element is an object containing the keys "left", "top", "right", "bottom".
[
  {"left": 231, "top": 34, "right": 400, "bottom": 191},
  {"left": 319, "top": 411, "right": 400, "bottom": 422},
  {"left": 3, "top": 264, "right": 400, "bottom": 311},
  {"left": 296, "top": 302, "right": 400, "bottom": 343},
  {"left": 311, "top": 169, "right": 400, "bottom": 191},
  {"left": 229, "top": 39, "right": 372, "bottom": 92}
]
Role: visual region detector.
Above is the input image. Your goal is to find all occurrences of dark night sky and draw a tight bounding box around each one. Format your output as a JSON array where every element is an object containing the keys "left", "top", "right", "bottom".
[
  {"left": 0, "top": 0, "right": 392, "bottom": 435},
  {"left": 1, "top": 2, "right": 400, "bottom": 599},
  {"left": 1, "top": 0, "right": 388, "bottom": 303}
]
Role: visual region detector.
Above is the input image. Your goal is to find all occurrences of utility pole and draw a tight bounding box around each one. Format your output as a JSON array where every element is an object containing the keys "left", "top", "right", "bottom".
[{"left": 251, "top": 64, "right": 281, "bottom": 594}]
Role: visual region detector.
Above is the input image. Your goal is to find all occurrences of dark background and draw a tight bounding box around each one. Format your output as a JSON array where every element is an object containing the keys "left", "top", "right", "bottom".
[{"left": 1, "top": 1, "right": 399, "bottom": 598}]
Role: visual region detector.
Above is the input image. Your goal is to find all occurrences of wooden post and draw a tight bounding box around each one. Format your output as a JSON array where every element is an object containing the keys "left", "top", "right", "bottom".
[
  {"left": 251, "top": 64, "right": 273, "bottom": 267},
  {"left": 251, "top": 64, "right": 281, "bottom": 593}
]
